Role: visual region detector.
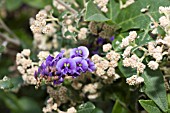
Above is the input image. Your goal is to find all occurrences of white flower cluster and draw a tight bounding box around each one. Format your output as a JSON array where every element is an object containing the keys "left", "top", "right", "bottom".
[
  {"left": 30, "top": 6, "right": 58, "bottom": 50},
  {"left": 16, "top": 49, "right": 37, "bottom": 85},
  {"left": 82, "top": 82, "right": 102, "bottom": 100},
  {"left": 93, "top": 0, "right": 109, "bottom": 13},
  {"left": 123, "top": 54, "right": 146, "bottom": 73},
  {"left": 53, "top": 0, "right": 66, "bottom": 11},
  {"left": 42, "top": 98, "right": 58, "bottom": 113},
  {"left": 91, "top": 48, "right": 120, "bottom": 83},
  {"left": 159, "top": 6, "right": 170, "bottom": 47},
  {"left": 120, "top": 31, "right": 137, "bottom": 48},
  {"left": 42, "top": 97, "right": 77, "bottom": 113},
  {"left": 126, "top": 75, "right": 144, "bottom": 85},
  {"left": 148, "top": 42, "right": 164, "bottom": 61},
  {"left": 103, "top": 43, "right": 112, "bottom": 52},
  {"left": 148, "top": 61, "right": 159, "bottom": 70},
  {"left": 78, "top": 28, "right": 88, "bottom": 40}
]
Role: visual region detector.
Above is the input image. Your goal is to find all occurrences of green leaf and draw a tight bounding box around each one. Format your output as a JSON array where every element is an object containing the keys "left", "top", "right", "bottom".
[
  {"left": 0, "top": 76, "right": 13, "bottom": 90},
  {"left": 0, "top": 91, "right": 22, "bottom": 112},
  {"left": 18, "top": 97, "right": 41, "bottom": 113},
  {"left": 112, "top": 100, "right": 131, "bottom": 113},
  {"left": 23, "top": 0, "right": 52, "bottom": 9},
  {"left": 0, "top": 45, "right": 5, "bottom": 53},
  {"left": 106, "top": 0, "right": 121, "bottom": 22},
  {"left": 5, "top": 0, "right": 22, "bottom": 11},
  {"left": 139, "top": 100, "right": 162, "bottom": 113},
  {"left": 85, "top": 0, "right": 109, "bottom": 22},
  {"left": 10, "top": 76, "right": 23, "bottom": 92},
  {"left": 92, "top": 108, "right": 104, "bottom": 113},
  {"left": 77, "top": 102, "right": 96, "bottom": 113},
  {"left": 142, "top": 68, "right": 168, "bottom": 112},
  {"left": 118, "top": 60, "right": 136, "bottom": 78},
  {"left": 115, "top": 0, "right": 170, "bottom": 31}
]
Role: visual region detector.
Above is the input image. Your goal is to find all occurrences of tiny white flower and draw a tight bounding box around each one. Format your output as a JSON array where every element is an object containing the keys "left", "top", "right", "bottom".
[
  {"left": 148, "top": 61, "right": 159, "bottom": 70},
  {"left": 103, "top": 43, "right": 112, "bottom": 52}
]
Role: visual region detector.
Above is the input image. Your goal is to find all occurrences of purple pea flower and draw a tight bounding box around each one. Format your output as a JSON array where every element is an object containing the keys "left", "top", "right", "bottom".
[
  {"left": 56, "top": 58, "right": 76, "bottom": 75},
  {"left": 51, "top": 50, "right": 65, "bottom": 66},
  {"left": 70, "top": 46, "right": 89, "bottom": 58},
  {"left": 110, "top": 36, "right": 115, "bottom": 42},
  {"left": 86, "top": 58, "right": 96, "bottom": 72},
  {"left": 73, "top": 57, "right": 88, "bottom": 73}
]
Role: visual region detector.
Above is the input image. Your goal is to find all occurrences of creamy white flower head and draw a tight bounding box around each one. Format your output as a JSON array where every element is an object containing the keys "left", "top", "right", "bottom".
[
  {"left": 136, "top": 76, "right": 144, "bottom": 84},
  {"left": 122, "top": 46, "right": 133, "bottom": 58},
  {"left": 88, "top": 93, "right": 100, "bottom": 100},
  {"left": 106, "top": 50, "right": 120, "bottom": 61},
  {"left": 148, "top": 61, "right": 159, "bottom": 70},
  {"left": 164, "top": 36, "right": 170, "bottom": 47},
  {"left": 137, "top": 62, "right": 146, "bottom": 73},
  {"left": 36, "top": 10, "right": 47, "bottom": 21},
  {"left": 129, "top": 54, "right": 139, "bottom": 68},
  {"left": 159, "top": 6, "right": 170, "bottom": 15},
  {"left": 83, "top": 84, "right": 97, "bottom": 94},
  {"left": 17, "top": 66, "right": 25, "bottom": 74},
  {"left": 109, "top": 60, "right": 118, "bottom": 68},
  {"left": 38, "top": 51, "right": 50, "bottom": 61},
  {"left": 100, "top": 60, "right": 109, "bottom": 70},
  {"left": 96, "top": 68, "right": 106, "bottom": 76},
  {"left": 148, "top": 42, "right": 155, "bottom": 54},
  {"left": 107, "top": 67, "right": 115, "bottom": 77},
  {"left": 91, "top": 54, "right": 103, "bottom": 63},
  {"left": 66, "top": 107, "right": 77, "bottom": 113},
  {"left": 126, "top": 75, "right": 144, "bottom": 85},
  {"left": 78, "top": 28, "right": 88, "bottom": 40},
  {"left": 21, "top": 49, "right": 31, "bottom": 57},
  {"left": 156, "top": 39, "right": 166, "bottom": 45},
  {"left": 42, "top": 23, "right": 56, "bottom": 36},
  {"left": 159, "top": 16, "right": 169, "bottom": 27},
  {"left": 128, "top": 31, "right": 137, "bottom": 42},
  {"left": 103, "top": 43, "right": 112, "bottom": 52},
  {"left": 153, "top": 46, "right": 163, "bottom": 53},
  {"left": 121, "top": 38, "right": 129, "bottom": 48},
  {"left": 114, "top": 74, "right": 120, "bottom": 80},
  {"left": 126, "top": 75, "right": 138, "bottom": 85},
  {"left": 93, "top": 0, "right": 109, "bottom": 12},
  {"left": 123, "top": 58, "right": 131, "bottom": 67},
  {"left": 153, "top": 53, "right": 162, "bottom": 61}
]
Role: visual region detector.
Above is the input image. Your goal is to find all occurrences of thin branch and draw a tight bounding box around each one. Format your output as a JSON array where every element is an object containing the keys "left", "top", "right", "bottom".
[
  {"left": 0, "top": 18, "right": 19, "bottom": 39},
  {"left": 0, "top": 18, "right": 20, "bottom": 45},
  {"left": 55, "top": 0, "right": 78, "bottom": 14},
  {"left": 0, "top": 33, "right": 20, "bottom": 46}
]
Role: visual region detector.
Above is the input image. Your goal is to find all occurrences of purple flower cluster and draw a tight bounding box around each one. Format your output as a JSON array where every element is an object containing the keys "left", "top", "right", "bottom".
[{"left": 34, "top": 46, "right": 95, "bottom": 85}]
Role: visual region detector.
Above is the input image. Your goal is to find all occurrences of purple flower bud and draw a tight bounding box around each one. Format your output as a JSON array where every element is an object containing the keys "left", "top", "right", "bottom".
[
  {"left": 110, "top": 36, "right": 115, "bottom": 41},
  {"left": 51, "top": 50, "right": 65, "bottom": 66},
  {"left": 70, "top": 46, "right": 89, "bottom": 58}
]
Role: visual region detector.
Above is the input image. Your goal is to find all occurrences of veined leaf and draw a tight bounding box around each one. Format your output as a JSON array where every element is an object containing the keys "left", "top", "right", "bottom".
[
  {"left": 85, "top": 0, "right": 109, "bottom": 22},
  {"left": 112, "top": 100, "right": 131, "bottom": 113},
  {"left": 139, "top": 100, "right": 162, "bottom": 113},
  {"left": 142, "top": 68, "right": 168, "bottom": 112},
  {"left": 115, "top": 0, "right": 170, "bottom": 31}
]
